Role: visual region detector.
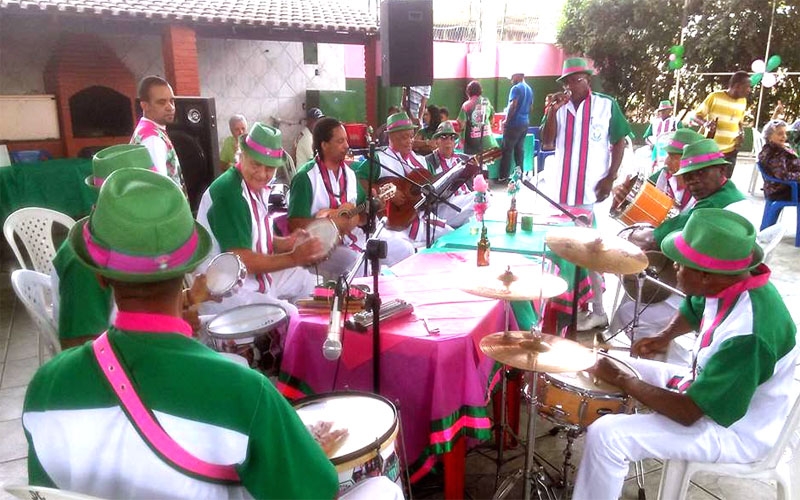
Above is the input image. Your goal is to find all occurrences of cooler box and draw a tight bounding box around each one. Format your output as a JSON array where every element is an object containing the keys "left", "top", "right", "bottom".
[
  {"left": 344, "top": 123, "right": 369, "bottom": 148},
  {"left": 492, "top": 113, "right": 506, "bottom": 135}
]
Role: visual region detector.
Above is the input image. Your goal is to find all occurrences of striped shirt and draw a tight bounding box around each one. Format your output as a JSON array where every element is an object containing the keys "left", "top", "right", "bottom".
[{"left": 692, "top": 91, "right": 747, "bottom": 153}]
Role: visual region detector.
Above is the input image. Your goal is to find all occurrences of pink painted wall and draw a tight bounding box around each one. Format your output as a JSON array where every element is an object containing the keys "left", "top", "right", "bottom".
[{"left": 344, "top": 41, "right": 568, "bottom": 79}]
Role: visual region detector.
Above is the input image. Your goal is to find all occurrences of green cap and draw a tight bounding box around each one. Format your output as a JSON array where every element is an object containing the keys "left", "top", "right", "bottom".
[
  {"left": 663, "top": 129, "right": 705, "bottom": 155},
  {"left": 657, "top": 100, "right": 674, "bottom": 111},
  {"left": 433, "top": 120, "right": 458, "bottom": 139},
  {"left": 385, "top": 112, "right": 418, "bottom": 133},
  {"left": 69, "top": 169, "right": 211, "bottom": 283},
  {"left": 661, "top": 208, "right": 763, "bottom": 275},
  {"left": 240, "top": 122, "right": 285, "bottom": 168},
  {"left": 674, "top": 138, "right": 729, "bottom": 176},
  {"left": 557, "top": 57, "right": 594, "bottom": 82},
  {"left": 86, "top": 144, "right": 153, "bottom": 190}
]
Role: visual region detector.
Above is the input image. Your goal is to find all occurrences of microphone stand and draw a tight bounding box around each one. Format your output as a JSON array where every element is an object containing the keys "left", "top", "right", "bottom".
[
  {"left": 520, "top": 175, "right": 591, "bottom": 340},
  {"left": 365, "top": 238, "right": 388, "bottom": 394}
]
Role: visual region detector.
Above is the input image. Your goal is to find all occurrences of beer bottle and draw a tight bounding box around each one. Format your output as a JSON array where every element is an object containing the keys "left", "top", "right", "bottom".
[
  {"left": 506, "top": 198, "right": 518, "bottom": 234},
  {"left": 477, "top": 226, "right": 491, "bottom": 267}
]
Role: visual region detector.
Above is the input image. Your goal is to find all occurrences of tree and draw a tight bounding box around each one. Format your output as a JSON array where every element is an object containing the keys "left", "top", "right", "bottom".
[{"left": 557, "top": 0, "right": 800, "bottom": 126}]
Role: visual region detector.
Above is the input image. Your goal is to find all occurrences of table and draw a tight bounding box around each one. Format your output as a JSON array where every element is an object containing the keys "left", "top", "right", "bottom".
[
  {"left": 0, "top": 158, "right": 96, "bottom": 225},
  {"left": 427, "top": 218, "right": 594, "bottom": 332},
  {"left": 277, "top": 251, "right": 543, "bottom": 498}
]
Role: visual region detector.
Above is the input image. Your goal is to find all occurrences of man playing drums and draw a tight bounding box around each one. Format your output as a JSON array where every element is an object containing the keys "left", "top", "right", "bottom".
[
  {"left": 572, "top": 209, "right": 798, "bottom": 500},
  {"left": 197, "top": 122, "right": 328, "bottom": 315},
  {"left": 424, "top": 120, "right": 475, "bottom": 229},
  {"left": 355, "top": 111, "right": 453, "bottom": 247},
  {"left": 288, "top": 116, "right": 414, "bottom": 279}
]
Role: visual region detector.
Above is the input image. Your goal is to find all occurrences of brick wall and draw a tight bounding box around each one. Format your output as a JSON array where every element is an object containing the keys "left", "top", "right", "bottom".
[
  {"left": 162, "top": 25, "right": 201, "bottom": 96},
  {"left": 43, "top": 33, "right": 137, "bottom": 157}
]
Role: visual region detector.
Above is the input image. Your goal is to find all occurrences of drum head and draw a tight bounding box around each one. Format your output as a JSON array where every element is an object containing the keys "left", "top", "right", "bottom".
[
  {"left": 206, "top": 253, "right": 244, "bottom": 295},
  {"left": 306, "top": 219, "right": 339, "bottom": 254},
  {"left": 294, "top": 392, "right": 397, "bottom": 465},
  {"left": 547, "top": 353, "right": 638, "bottom": 397},
  {"left": 207, "top": 304, "right": 288, "bottom": 340},
  {"left": 622, "top": 251, "right": 677, "bottom": 304}
]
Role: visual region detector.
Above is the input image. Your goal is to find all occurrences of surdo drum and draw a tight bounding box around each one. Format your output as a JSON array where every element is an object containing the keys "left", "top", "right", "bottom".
[
  {"left": 293, "top": 392, "right": 402, "bottom": 496},
  {"left": 610, "top": 176, "right": 677, "bottom": 226}
]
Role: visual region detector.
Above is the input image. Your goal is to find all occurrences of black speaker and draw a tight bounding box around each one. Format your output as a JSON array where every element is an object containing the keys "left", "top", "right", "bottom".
[
  {"left": 380, "top": 0, "right": 433, "bottom": 87},
  {"left": 136, "top": 97, "right": 219, "bottom": 212}
]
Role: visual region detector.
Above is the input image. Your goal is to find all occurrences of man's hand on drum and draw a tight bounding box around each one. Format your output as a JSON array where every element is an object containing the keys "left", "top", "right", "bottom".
[
  {"left": 308, "top": 421, "right": 349, "bottom": 457},
  {"left": 287, "top": 230, "right": 329, "bottom": 266},
  {"left": 594, "top": 174, "right": 616, "bottom": 203},
  {"left": 631, "top": 335, "right": 670, "bottom": 359},
  {"left": 185, "top": 274, "right": 222, "bottom": 306},
  {"left": 611, "top": 175, "right": 637, "bottom": 209},
  {"left": 590, "top": 356, "right": 635, "bottom": 388}
]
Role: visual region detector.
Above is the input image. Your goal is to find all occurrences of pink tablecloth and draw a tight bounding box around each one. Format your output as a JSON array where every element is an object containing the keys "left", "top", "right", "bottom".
[{"left": 277, "top": 251, "right": 538, "bottom": 481}]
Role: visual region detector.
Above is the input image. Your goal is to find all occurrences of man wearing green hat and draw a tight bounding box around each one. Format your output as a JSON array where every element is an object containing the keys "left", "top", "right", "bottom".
[
  {"left": 23, "top": 169, "right": 342, "bottom": 498},
  {"left": 541, "top": 56, "right": 632, "bottom": 330},
  {"left": 424, "top": 120, "right": 475, "bottom": 228},
  {"left": 355, "top": 111, "right": 453, "bottom": 245},
  {"left": 572, "top": 208, "right": 798, "bottom": 500},
  {"left": 643, "top": 99, "right": 683, "bottom": 166},
  {"left": 197, "top": 122, "right": 327, "bottom": 316}
]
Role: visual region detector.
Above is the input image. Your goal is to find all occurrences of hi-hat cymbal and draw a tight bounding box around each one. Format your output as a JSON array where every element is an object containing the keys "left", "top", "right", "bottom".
[
  {"left": 480, "top": 331, "right": 596, "bottom": 373},
  {"left": 545, "top": 227, "right": 648, "bottom": 274},
  {"left": 461, "top": 265, "right": 568, "bottom": 301}
]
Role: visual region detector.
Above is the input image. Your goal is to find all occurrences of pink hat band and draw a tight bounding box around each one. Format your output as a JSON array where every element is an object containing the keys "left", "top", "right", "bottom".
[
  {"left": 673, "top": 234, "right": 753, "bottom": 271},
  {"left": 245, "top": 136, "right": 283, "bottom": 158},
  {"left": 83, "top": 224, "right": 199, "bottom": 273},
  {"left": 668, "top": 139, "right": 687, "bottom": 151},
  {"left": 387, "top": 119, "right": 413, "bottom": 131},
  {"left": 680, "top": 151, "right": 724, "bottom": 168}
]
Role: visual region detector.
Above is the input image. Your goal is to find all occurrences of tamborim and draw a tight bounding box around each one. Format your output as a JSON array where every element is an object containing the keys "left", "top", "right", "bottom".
[
  {"left": 304, "top": 218, "right": 340, "bottom": 257},
  {"left": 293, "top": 391, "right": 401, "bottom": 496},
  {"left": 207, "top": 303, "right": 288, "bottom": 348},
  {"left": 610, "top": 176, "right": 676, "bottom": 226},
  {"left": 205, "top": 252, "right": 247, "bottom": 296},
  {"left": 537, "top": 352, "right": 640, "bottom": 430}
]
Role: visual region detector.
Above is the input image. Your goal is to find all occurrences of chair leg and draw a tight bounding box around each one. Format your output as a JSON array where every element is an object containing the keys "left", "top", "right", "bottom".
[
  {"left": 749, "top": 164, "right": 760, "bottom": 195},
  {"left": 795, "top": 207, "right": 800, "bottom": 248},
  {"left": 762, "top": 203, "right": 782, "bottom": 231},
  {"left": 657, "top": 460, "right": 691, "bottom": 500}
]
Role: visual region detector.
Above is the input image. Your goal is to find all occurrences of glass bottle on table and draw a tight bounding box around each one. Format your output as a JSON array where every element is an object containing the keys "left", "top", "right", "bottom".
[
  {"left": 477, "top": 226, "right": 491, "bottom": 267},
  {"left": 506, "top": 198, "right": 518, "bottom": 234}
]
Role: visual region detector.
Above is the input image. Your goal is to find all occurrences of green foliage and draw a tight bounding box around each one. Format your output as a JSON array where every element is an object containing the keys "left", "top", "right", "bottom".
[{"left": 557, "top": 0, "right": 800, "bottom": 127}]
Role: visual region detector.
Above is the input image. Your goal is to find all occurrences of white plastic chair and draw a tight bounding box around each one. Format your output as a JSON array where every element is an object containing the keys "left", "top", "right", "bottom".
[
  {"left": 758, "top": 224, "right": 787, "bottom": 264},
  {"left": 3, "top": 207, "right": 76, "bottom": 275},
  {"left": 11, "top": 269, "right": 62, "bottom": 365},
  {"left": 748, "top": 130, "right": 766, "bottom": 194},
  {"left": 657, "top": 393, "right": 800, "bottom": 500},
  {"left": 5, "top": 484, "right": 103, "bottom": 499}
]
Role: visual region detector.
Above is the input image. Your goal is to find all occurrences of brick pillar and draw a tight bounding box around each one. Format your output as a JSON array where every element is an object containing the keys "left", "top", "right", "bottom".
[
  {"left": 162, "top": 25, "right": 201, "bottom": 96},
  {"left": 364, "top": 36, "right": 379, "bottom": 129}
]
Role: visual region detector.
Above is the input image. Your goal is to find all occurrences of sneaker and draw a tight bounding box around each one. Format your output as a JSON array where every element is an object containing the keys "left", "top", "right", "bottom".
[{"left": 576, "top": 311, "right": 609, "bottom": 331}]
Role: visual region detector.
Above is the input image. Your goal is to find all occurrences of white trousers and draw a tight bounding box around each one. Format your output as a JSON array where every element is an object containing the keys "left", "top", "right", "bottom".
[
  {"left": 340, "top": 476, "right": 405, "bottom": 500},
  {"left": 315, "top": 228, "right": 415, "bottom": 281},
  {"left": 572, "top": 357, "right": 754, "bottom": 500},
  {"left": 436, "top": 192, "right": 475, "bottom": 229}
]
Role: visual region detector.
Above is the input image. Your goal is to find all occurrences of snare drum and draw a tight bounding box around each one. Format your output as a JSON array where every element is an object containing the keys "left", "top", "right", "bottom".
[
  {"left": 304, "top": 218, "right": 340, "bottom": 258},
  {"left": 537, "top": 353, "right": 640, "bottom": 429},
  {"left": 610, "top": 177, "right": 676, "bottom": 226},
  {"left": 205, "top": 252, "right": 247, "bottom": 296},
  {"left": 293, "top": 392, "right": 401, "bottom": 496},
  {"left": 207, "top": 304, "right": 288, "bottom": 366}
]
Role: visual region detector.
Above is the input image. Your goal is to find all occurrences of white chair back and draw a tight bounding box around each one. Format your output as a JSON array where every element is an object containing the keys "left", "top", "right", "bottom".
[
  {"left": 11, "top": 269, "right": 62, "bottom": 365},
  {"left": 3, "top": 207, "right": 76, "bottom": 275},
  {"left": 762, "top": 392, "right": 800, "bottom": 470},
  {"left": 5, "top": 484, "right": 104, "bottom": 500},
  {"left": 757, "top": 224, "right": 787, "bottom": 263}
]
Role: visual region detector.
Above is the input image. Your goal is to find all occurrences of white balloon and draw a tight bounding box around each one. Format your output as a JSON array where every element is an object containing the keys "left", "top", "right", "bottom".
[
  {"left": 751, "top": 59, "right": 766, "bottom": 73},
  {"left": 763, "top": 72, "right": 777, "bottom": 88}
]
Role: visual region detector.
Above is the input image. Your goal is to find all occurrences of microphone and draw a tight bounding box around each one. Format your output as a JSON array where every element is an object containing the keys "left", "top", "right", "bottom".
[{"left": 322, "top": 275, "right": 348, "bottom": 360}]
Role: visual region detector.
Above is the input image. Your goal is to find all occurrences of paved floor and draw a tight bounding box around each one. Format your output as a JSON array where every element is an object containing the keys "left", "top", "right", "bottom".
[{"left": 0, "top": 156, "right": 797, "bottom": 499}]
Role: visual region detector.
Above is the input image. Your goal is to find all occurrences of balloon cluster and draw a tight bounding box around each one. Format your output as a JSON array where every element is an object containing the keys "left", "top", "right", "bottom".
[
  {"left": 668, "top": 45, "right": 685, "bottom": 70},
  {"left": 473, "top": 174, "right": 489, "bottom": 223},
  {"left": 751, "top": 55, "right": 782, "bottom": 88}
]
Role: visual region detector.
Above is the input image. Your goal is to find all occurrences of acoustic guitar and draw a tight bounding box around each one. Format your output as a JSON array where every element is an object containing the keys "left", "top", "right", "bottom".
[
  {"left": 315, "top": 183, "right": 396, "bottom": 230},
  {"left": 378, "top": 147, "right": 502, "bottom": 231}
]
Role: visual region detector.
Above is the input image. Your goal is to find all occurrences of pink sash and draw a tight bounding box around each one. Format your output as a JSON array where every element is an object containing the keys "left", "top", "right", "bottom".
[{"left": 92, "top": 332, "right": 241, "bottom": 483}]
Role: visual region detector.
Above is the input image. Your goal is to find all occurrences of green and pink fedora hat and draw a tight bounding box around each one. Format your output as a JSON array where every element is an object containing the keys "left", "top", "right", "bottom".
[
  {"left": 385, "top": 111, "right": 418, "bottom": 134},
  {"left": 675, "top": 138, "right": 729, "bottom": 176},
  {"left": 69, "top": 168, "right": 211, "bottom": 282},
  {"left": 657, "top": 100, "right": 674, "bottom": 111},
  {"left": 663, "top": 129, "right": 704, "bottom": 155},
  {"left": 661, "top": 208, "right": 762, "bottom": 275},
  {"left": 240, "top": 122, "right": 285, "bottom": 168},
  {"left": 85, "top": 144, "right": 155, "bottom": 190},
  {"left": 557, "top": 57, "right": 594, "bottom": 82}
]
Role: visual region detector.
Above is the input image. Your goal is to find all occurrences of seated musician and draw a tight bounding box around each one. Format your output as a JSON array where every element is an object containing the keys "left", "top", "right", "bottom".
[
  {"left": 355, "top": 111, "right": 453, "bottom": 247},
  {"left": 572, "top": 209, "right": 798, "bottom": 500},
  {"left": 610, "top": 138, "right": 749, "bottom": 359},
  {"left": 424, "top": 120, "right": 475, "bottom": 228},
  {"left": 287, "top": 117, "right": 414, "bottom": 280},
  {"left": 24, "top": 168, "right": 403, "bottom": 499},
  {"left": 196, "top": 122, "right": 328, "bottom": 316},
  {"left": 52, "top": 144, "right": 213, "bottom": 348}
]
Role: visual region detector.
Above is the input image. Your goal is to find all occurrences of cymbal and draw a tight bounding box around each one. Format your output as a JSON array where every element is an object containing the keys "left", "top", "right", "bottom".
[
  {"left": 461, "top": 265, "right": 568, "bottom": 301},
  {"left": 545, "top": 227, "right": 648, "bottom": 274},
  {"left": 480, "top": 331, "right": 596, "bottom": 373},
  {"left": 623, "top": 251, "right": 678, "bottom": 304}
]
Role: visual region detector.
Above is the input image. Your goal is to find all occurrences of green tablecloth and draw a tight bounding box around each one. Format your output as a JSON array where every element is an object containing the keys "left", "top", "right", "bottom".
[
  {"left": 0, "top": 159, "right": 96, "bottom": 225},
  {"left": 424, "top": 219, "right": 593, "bottom": 331}
]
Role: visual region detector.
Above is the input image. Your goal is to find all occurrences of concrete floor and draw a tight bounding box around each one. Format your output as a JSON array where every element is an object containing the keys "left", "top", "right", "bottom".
[{"left": 0, "top": 155, "right": 797, "bottom": 499}]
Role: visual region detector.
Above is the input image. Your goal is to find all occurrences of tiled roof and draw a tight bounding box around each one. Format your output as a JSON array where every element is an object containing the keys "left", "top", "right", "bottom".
[{"left": 0, "top": 0, "right": 378, "bottom": 35}]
